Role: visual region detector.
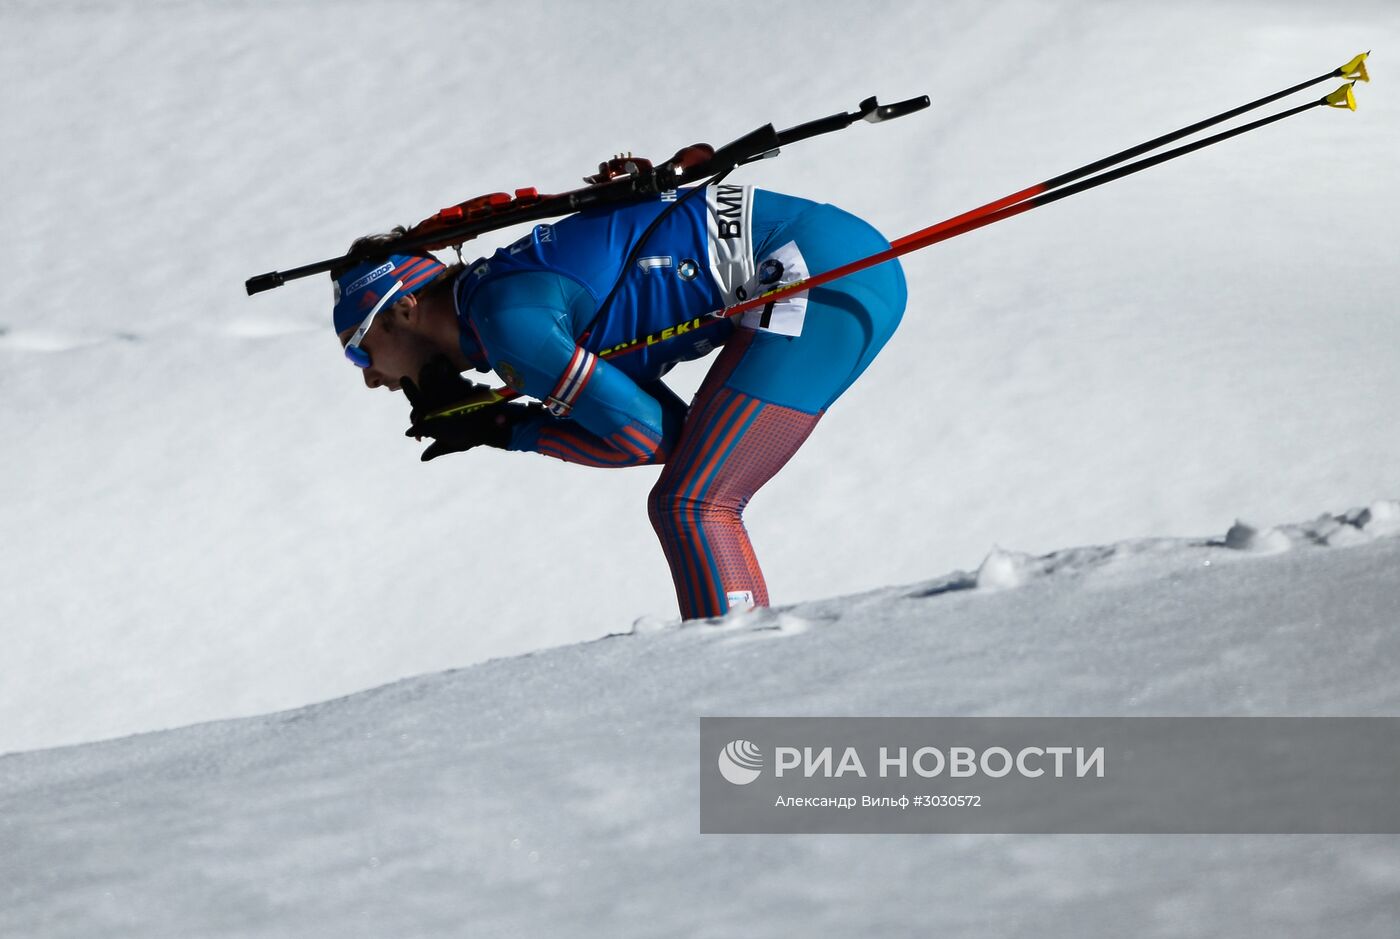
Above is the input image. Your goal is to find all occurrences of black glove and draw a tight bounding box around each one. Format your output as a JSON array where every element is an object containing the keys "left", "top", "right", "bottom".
[
  {"left": 404, "top": 400, "right": 540, "bottom": 461},
  {"left": 402, "top": 363, "right": 541, "bottom": 461},
  {"left": 401, "top": 355, "right": 495, "bottom": 426}
]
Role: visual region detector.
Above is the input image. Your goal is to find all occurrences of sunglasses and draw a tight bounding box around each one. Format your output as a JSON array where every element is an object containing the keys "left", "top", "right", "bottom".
[{"left": 343, "top": 279, "right": 403, "bottom": 369}]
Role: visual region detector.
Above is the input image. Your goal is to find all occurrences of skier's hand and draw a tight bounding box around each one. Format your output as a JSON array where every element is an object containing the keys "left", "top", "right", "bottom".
[
  {"left": 401, "top": 355, "right": 497, "bottom": 426},
  {"left": 405, "top": 400, "right": 540, "bottom": 462}
]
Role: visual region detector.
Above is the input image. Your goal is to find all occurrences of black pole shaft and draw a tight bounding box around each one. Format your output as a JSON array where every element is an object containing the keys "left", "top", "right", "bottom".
[
  {"left": 1033, "top": 97, "right": 1322, "bottom": 210},
  {"left": 1042, "top": 69, "right": 1338, "bottom": 191},
  {"left": 891, "top": 65, "right": 1347, "bottom": 254}
]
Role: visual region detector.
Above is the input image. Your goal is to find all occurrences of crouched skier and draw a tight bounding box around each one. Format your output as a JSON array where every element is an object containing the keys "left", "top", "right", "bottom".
[{"left": 332, "top": 184, "right": 906, "bottom": 620}]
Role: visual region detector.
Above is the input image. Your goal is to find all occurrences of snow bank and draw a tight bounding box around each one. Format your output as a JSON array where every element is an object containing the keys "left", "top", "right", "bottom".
[{"left": 3, "top": 504, "right": 1398, "bottom": 938}]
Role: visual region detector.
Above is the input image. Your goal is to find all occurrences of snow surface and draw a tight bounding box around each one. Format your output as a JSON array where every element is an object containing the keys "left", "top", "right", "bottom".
[
  {"left": 1, "top": 2, "right": 1398, "bottom": 761},
  {"left": 3, "top": 504, "right": 1399, "bottom": 938}
]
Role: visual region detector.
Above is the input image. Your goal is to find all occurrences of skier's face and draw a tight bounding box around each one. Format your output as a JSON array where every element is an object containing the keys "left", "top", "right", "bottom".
[{"left": 338, "top": 301, "right": 436, "bottom": 392}]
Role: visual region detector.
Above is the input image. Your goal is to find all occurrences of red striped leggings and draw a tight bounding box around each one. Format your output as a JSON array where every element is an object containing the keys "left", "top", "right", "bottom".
[
  {"left": 650, "top": 203, "right": 905, "bottom": 619},
  {"left": 648, "top": 239, "right": 904, "bottom": 618},
  {"left": 647, "top": 331, "right": 823, "bottom": 620}
]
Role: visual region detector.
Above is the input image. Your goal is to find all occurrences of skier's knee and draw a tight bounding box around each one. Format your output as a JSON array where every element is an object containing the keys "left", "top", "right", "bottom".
[{"left": 647, "top": 478, "right": 678, "bottom": 535}]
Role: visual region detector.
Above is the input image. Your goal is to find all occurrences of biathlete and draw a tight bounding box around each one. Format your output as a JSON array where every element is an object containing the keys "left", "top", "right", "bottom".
[{"left": 332, "top": 184, "right": 906, "bottom": 620}]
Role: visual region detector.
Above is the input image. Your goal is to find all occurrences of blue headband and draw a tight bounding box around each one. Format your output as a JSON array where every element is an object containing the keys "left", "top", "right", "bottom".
[{"left": 332, "top": 253, "right": 447, "bottom": 334}]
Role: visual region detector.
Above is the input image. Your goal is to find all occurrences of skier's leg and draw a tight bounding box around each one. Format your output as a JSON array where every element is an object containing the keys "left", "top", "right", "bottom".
[
  {"left": 648, "top": 203, "right": 908, "bottom": 619},
  {"left": 648, "top": 331, "right": 823, "bottom": 619}
]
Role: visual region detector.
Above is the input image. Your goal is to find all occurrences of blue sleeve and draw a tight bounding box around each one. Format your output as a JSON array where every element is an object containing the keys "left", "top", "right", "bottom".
[{"left": 469, "top": 271, "right": 686, "bottom": 467}]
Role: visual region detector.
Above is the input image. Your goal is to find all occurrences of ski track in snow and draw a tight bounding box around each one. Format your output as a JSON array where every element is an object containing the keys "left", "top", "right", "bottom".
[
  {"left": 218, "top": 319, "right": 325, "bottom": 340},
  {"left": 0, "top": 327, "right": 140, "bottom": 353},
  {"left": 0, "top": 322, "right": 322, "bottom": 351},
  {"left": 964, "top": 500, "right": 1400, "bottom": 591}
]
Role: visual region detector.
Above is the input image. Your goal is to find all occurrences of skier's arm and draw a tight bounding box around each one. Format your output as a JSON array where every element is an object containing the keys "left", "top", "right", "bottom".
[{"left": 468, "top": 272, "right": 685, "bottom": 467}]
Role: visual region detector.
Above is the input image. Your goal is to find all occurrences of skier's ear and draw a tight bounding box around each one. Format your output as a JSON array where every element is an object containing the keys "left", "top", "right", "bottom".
[{"left": 387, "top": 293, "right": 419, "bottom": 329}]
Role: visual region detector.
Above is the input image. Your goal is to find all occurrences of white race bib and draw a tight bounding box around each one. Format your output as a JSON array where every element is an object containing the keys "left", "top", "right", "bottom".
[{"left": 737, "top": 240, "right": 810, "bottom": 337}]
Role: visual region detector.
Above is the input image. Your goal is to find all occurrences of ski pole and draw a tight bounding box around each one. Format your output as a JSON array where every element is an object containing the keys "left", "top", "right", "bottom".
[
  {"left": 432, "top": 84, "right": 1365, "bottom": 419},
  {"left": 429, "top": 58, "right": 1368, "bottom": 418},
  {"left": 719, "top": 77, "right": 1364, "bottom": 323},
  {"left": 887, "top": 51, "right": 1369, "bottom": 253}
]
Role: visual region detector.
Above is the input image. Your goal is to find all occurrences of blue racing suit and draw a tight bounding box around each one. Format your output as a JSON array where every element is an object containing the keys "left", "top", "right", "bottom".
[{"left": 453, "top": 184, "right": 906, "bottom": 617}]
